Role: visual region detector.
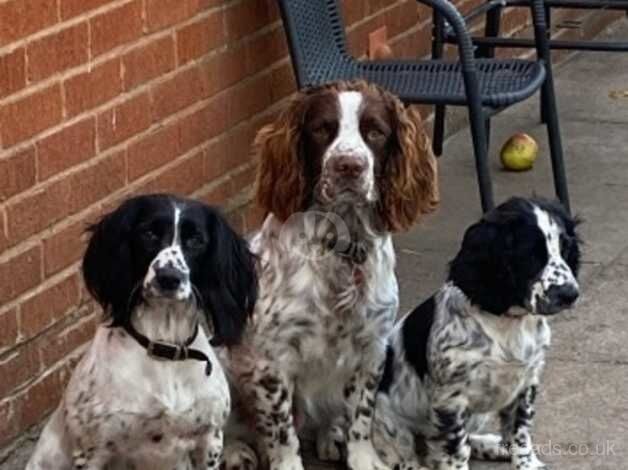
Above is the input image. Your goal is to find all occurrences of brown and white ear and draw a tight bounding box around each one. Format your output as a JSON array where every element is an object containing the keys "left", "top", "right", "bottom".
[
  {"left": 379, "top": 97, "right": 439, "bottom": 232},
  {"left": 254, "top": 93, "right": 309, "bottom": 222}
]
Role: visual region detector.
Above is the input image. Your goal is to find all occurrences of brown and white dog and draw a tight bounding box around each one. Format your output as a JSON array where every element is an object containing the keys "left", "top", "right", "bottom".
[{"left": 223, "top": 80, "right": 439, "bottom": 470}]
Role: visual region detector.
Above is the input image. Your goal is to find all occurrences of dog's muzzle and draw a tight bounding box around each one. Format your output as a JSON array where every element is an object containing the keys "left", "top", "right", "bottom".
[{"left": 534, "top": 282, "right": 579, "bottom": 315}]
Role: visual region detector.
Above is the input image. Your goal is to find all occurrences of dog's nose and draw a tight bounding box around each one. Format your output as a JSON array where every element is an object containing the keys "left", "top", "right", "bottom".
[
  {"left": 548, "top": 284, "right": 579, "bottom": 307},
  {"left": 155, "top": 267, "right": 184, "bottom": 291},
  {"left": 331, "top": 155, "right": 366, "bottom": 179}
]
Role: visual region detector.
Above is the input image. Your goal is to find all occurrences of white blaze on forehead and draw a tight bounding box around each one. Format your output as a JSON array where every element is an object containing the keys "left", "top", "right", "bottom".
[
  {"left": 172, "top": 204, "right": 181, "bottom": 246},
  {"left": 323, "top": 90, "right": 376, "bottom": 200},
  {"left": 324, "top": 91, "right": 369, "bottom": 162},
  {"left": 533, "top": 206, "right": 561, "bottom": 257},
  {"left": 533, "top": 205, "right": 578, "bottom": 290}
]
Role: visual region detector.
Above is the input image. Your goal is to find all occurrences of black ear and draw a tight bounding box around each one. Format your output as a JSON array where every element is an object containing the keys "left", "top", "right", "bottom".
[
  {"left": 199, "top": 208, "right": 258, "bottom": 347},
  {"left": 448, "top": 220, "right": 516, "bottom": 314},
  {"left": 82, "top": 199, "right": 142, "bottom": 326}
]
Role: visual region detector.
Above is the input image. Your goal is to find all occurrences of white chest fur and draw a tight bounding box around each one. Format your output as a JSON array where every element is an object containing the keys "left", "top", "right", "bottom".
[
  {"left": 248, "top": 215, "right": 398, "bottom": 396},
  {"left": 63, "top": 326, "right": 229, "bottom": 468}
]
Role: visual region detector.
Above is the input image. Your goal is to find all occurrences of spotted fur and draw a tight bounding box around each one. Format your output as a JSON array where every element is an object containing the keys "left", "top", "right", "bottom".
[
  {"left": 373, "top": 197, "right": 582, "bottom": 470},
  {"left": 224, "top": 81, "right": 438, "bottom": 470},
  {"left": 27, "top": 194, "right": 257, "bottom": 470}
]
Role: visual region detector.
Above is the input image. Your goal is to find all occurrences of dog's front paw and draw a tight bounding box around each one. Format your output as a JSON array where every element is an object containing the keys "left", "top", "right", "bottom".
[
  {"left": 268, "top": 453, "right": 304, "bottom": 470},
  {"left": 512, "top": 452, "right": 548, "bottom": 470},
  {"left": 347, "top": 442, "right": 391, "bottom": 470},
  {"left": 316, "top": 424, "right": 346, "bottom": 462},
  {"left": 223, "top": 441, "right": 259, "bottom": 470}
]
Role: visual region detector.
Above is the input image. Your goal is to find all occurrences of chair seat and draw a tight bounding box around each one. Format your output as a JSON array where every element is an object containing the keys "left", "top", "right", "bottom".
[{"left": 307, "top": 58, "right": 546, "bottom": 108}]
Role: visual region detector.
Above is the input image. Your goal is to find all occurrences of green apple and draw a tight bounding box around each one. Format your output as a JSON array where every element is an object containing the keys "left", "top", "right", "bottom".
[{"left": 500, "top": 133, "right": 539, "bottom": 171}]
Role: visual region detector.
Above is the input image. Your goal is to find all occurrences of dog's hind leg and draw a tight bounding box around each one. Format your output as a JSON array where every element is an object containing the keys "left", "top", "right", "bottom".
[
  {"left": 315, "top": 416, "right": 347, "bottom": 462},
  {"left": 223, "top": 440, "right": 259, "bottom": 470},
  {"left": 469, "top": 433, "right": 511, "bottom": 461}
]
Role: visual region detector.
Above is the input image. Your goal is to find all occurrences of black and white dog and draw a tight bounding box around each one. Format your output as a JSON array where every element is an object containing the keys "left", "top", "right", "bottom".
[
  {"left": 374, "top": 197, "right": 581, "bottom": 470},
  {"left": 27, "top": 194, "right": 257, "bottom": 470}
]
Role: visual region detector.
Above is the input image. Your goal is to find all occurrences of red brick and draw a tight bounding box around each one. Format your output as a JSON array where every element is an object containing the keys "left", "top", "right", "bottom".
[
  {"left": 198, "top": 0, "right": 222, "bottom": 10},
  {"left": 203, "top": 45, "right": 248, "bottom": 96},
  {"left": 225, "top": 0, "right": 272, "bottom": 41},
  {"left": 128, "top": 124, "right": 180, "bottom": 181},
  {"left": 0, "top": 401, "right": 17, "bottom": 450},
  {"left": 242, "top": 202, "right": 265, "bottom": 232},
  {"left": 43, "top": 220, "right": 88, "bottom": 277},
  {"left": 0, "top": 341, "right": 42, "bottom": 400},
  {"left": 140, "top": 150, "right": 206, "bottom": 195},
  {"left": 0, "top": 0, "right": 57, "bottom": 46},
  {"left": 122, "top": 36, "right": 175, "bottom": 91},
  {"left": 39, "top": 314, "right": 97, "bottom": 370},
  {"left": 151, "top": 65, "right": 210, "bottom": 122},
  {"left": 60, "top": 0, "right": 112, "bottom": 20},
  {"left": 0, "top": 213, "right": 8, "bottom": 253},
  {"left": 0, "top": 146, "right": 36, "bottom": 202},
  {"left": 0, "top": 84, "right": 63, "bottom": 148},
  {"left": 245, "top": 26, "right": 287, "bottom": 75},
  {"left": 0, "top": 47, "right": 26, "bottom": 99},
  {"left": 342, "top": 0, "right": 367, "bottom": 25},
  {"left": 27, "top": 22, "right": 89, "bottom": 83},
  {"left": 203, "top": 136, "right": 227, "bottom": 180},
  {"left": 37, "top": 117, "right": 96, "bottom": 181},
  {"left": 0, "top": 307, "right": 19, "bottom": 352},
  {"left": 144, "top": 0, "right": 201, "bottom": 33},
  {"left": 90, "top": 0, "right": 143, "bottom": 57},
  {"left": 97, "top": 92, "right": 152, "bottom": 150},
  {"left": 270, "top": 62, "right": 296, "bottom": 102},
  {"left": 176, "top": 10, "right": 225, "bottom": 65},
  {"left": 178, "top": 93, "right": 228, "bottom": 154},
  {"left": 227, "top": 74, "right": 272, "bottom": 127},
  {"left": 0, "top": 245, "right": 43, "bottom": 305},
  {"left": 66, "top": 150, "right": 126, "bottom": 214},
  {"left": 205, "top": 123, "right": 254, "bottom": 180},
  {"left": 20, "top": 274, "right": 81, "bottom": 339},
  {"left": 6, "top": 180, "right": 71, "bottom": 243},
  {"left": 18, "top": 364, "right": 68, "bottom": 431},
  {"left": 200, "top": 178, "right": 233, "bottom": 206},
  {"left": 64, "top": 59, "right": 122, "bottom": 117}
]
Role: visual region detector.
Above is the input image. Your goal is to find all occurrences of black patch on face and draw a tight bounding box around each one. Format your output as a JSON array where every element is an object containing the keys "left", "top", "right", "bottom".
[
  {"left": 447, "top": 197, "right": 581, "bottom": 315},
  {"left": 401, "top": 295, "right": 436, "bottom": 380},
  {"left": 82, "top": 193, "right": 257, "bottom": 345}
]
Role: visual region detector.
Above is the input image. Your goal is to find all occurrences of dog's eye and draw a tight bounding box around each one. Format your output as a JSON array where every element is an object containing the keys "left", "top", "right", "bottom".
[
  {"left": 560, "top": 234, "right": 573, "bottom": 258},
  {"left": 141, "top": 229, "right": 159, "bottom": 243},
  {"left": 311, "top": 125, "right": 329, "bottom": 140},
  {"left": 366, "top": 128, "right": 385, "bottom": 142},
  {"left": 185, "top": 235, "right": 205, "bottom": 250}
]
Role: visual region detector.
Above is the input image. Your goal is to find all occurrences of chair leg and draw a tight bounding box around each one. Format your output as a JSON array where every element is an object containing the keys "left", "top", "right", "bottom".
[
  {"left": 431, "top": 11, "right": 446, "bottom": 157},
  {"left": 433, "top": 105, "right": 446, "bottom": 156},
  {"left": 540, "top": 8, "right": 552, "bottom": 124},
  {"left": 542, "top": 73, "right": 571, "bottom": 213},
  {"left": 479, "top": 5, "right": 502, "bottom": 58},
  {"left": 468, "top": 102, "right": 494, "bottom": 213},
  {"left": 484, "top": 116, "right": 491, "bottom": 151}
]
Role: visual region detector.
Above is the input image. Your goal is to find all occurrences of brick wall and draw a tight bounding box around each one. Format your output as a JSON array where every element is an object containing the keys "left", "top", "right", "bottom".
[{"left": 0, "top": 0, "right": 619, "bottom": 456}]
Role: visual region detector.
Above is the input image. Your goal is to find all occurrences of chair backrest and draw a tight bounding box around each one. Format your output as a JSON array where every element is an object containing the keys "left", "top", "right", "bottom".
[{"left": 276, "top": 0, "right": 350, "bottom": 87}]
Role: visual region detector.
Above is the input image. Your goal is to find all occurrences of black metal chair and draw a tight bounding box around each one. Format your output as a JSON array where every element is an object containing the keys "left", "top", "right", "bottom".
[
  {"left": 461, "top": 0, "right": 628, "bottom": 54},
  {"left": 276, "top": 0, "right": 570, "bottom": 213}
]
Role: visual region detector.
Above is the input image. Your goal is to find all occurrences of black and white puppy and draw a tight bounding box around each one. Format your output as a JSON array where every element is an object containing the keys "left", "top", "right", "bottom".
[
  {"left": 27, "top": 194, "right": 257, "bottom": 470},
  {"left": 374, "top": 197, "right": 581, "bottom": 470}
]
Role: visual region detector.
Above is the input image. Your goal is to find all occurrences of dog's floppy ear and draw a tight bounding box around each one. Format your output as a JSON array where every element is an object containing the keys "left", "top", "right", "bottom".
[
  {"left": 448, "top": 220, "right": 516, "bottom": 314},
  {"left": 199, "top": 208, "right": 257, "bottom": 347},
  {"left": 83, "top": 198, "right": 142, "bottom": 326}
]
